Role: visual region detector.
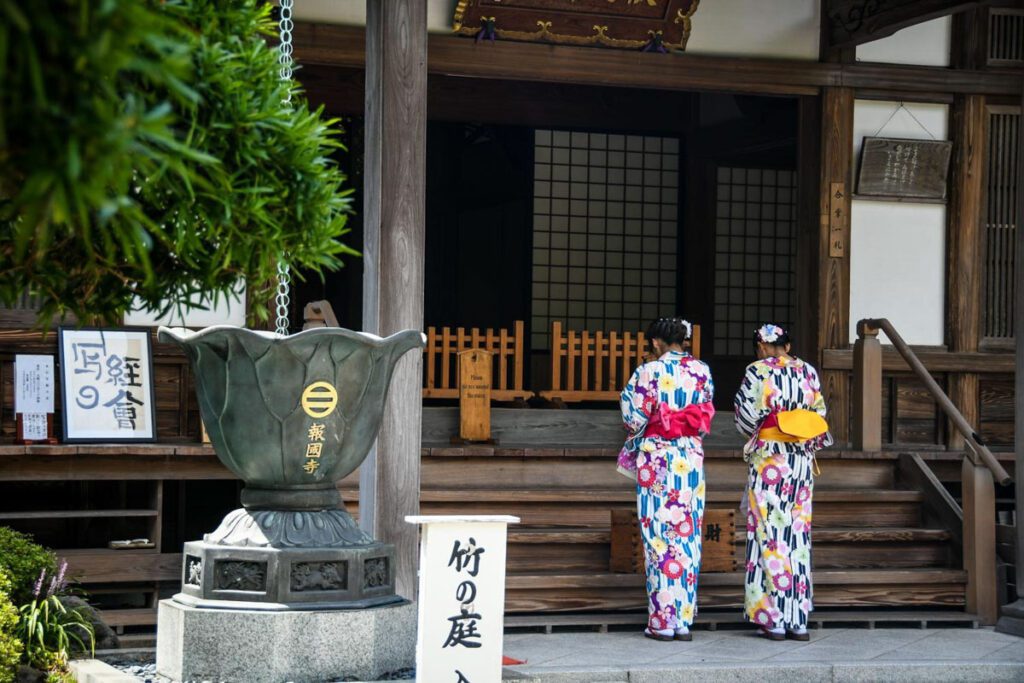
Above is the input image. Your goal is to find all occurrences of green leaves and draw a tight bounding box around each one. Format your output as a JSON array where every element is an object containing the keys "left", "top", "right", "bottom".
[
  {"left": 15, "top": 596, "right": 93, "bottom": 671},
  {"left": 0, "top": 0, "right": 354, "bottom": 325}
]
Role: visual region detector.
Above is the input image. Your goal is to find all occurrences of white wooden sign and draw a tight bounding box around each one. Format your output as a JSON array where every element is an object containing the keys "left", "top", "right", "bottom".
[
  {"left": 406, "top": 515, "right": 519, "bottom": 683},
  {"left": 15, "top": 355, "right": 54, "bottom": 440}
]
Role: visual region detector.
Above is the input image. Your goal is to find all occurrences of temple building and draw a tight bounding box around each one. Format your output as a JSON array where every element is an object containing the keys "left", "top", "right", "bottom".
[{"left": 0, "top": 0, "right": 1021, "bottom": 642}]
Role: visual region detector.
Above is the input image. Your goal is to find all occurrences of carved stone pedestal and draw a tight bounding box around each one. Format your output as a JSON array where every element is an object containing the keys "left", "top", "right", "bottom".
[
  {"left": 156, "top": 599, "right": 416, "bottom": 683},
  {"left": 173, "top": 507, "right": 399, "bottom": 610}
]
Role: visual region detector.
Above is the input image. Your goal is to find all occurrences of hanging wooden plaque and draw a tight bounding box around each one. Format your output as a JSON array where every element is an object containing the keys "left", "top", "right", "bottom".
[
  {"left": 610, "top": 508, "right": 736, "bottom": 573},
  {"left": 456, "top": 349, "right": 494, "bottom": 443},
  {"left": 856, "top": 137, "right": 952, "bottom": 201},
  {"left": 453, "top": 0, "right": 700, "bottom": 51}
]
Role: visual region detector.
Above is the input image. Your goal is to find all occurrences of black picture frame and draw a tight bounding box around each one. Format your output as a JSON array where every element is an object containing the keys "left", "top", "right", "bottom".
[{"left": 57, "top": 327, "right": 157, "bottom": 443}]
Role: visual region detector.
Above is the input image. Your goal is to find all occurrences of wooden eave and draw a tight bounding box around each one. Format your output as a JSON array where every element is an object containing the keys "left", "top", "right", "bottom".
[{"left": 293, "top": 21, "right": 1023, "bottom": 98}]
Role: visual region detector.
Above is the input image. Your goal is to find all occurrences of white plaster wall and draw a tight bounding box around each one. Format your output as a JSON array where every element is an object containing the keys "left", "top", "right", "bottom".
[
  {"left": 294, "top": 0, "right": 822, "bottom": 60},
  {"left": 123, "top": 291, "right": 247, "bottom": 328},
  {"left": 856, "top": 16, "right": 951, "bottom": 66},
  {"left": 685, "top": 0, "right": 820, "bottom": 59},
  {"left": 850, "top": 100, "right": 949, "bottom": 346},
  {"left": 293, "top": 0, "right": 456, "bottom": 33}
]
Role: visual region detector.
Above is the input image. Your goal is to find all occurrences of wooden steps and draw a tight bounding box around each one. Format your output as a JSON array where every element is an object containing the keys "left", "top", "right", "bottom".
[
  {"left": 504, "top": 569, "right": 967, "bottom": 612},
  {"left": 504, "top": 609, "right": 981, "bottom": 632}
]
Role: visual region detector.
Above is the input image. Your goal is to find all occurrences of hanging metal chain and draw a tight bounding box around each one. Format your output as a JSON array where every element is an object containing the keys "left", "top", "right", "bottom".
[
  {"left": 274, "top": 0, "right": 295, "bottom": 335},
  {"left": 275, "top": 261, "right": 292, "bottom": 335},
  {"left": 277, "top": 0, "right": 294, "bottom": 104}
]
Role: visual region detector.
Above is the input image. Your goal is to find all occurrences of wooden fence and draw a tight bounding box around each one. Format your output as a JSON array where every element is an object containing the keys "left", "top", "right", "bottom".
[
  {"left": 540, "top": 321, "right": 702, "bottom": 403},
  {"left": 422, "top": 321, "right": 531, "bottom": 401}
]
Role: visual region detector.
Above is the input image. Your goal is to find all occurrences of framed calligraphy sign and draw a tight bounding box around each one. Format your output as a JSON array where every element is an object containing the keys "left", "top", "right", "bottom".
[
  {"left": 856, "top": 137, "right": 952, "bottom": 202},
  {"left": 57, "top": 328, "right": 156, "bottom": 443},
  {"left": 453, "top": 0, "right": 700, "bottom": 51}
]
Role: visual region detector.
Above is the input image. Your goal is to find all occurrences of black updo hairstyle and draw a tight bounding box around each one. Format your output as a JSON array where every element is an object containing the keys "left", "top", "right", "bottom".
[
  {"left": 753, "top": 323, "right": 792, "bottom": 348},
  {"left": 646, "top": 317, "right": 693, "bottom": 347}
]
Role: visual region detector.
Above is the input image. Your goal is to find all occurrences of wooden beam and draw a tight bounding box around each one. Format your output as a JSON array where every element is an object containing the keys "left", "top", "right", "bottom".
[
  {"left": 360, "top": 0, "right": 427, "bottom": 601},
  {"left": 822, "top": 348, "right": 1017, "bottom": 372},
  {"left": 292, "top": 22, "right": 1023, "bottom": 97},
  {"left": 946, "top": 95, "right": 987, "bottom": 449},
  {"left": 818, "top": 88, "right": 855, "bottom": 444},
  {"left": 826, "top": 0, "right": 984, "bottom": 51}
]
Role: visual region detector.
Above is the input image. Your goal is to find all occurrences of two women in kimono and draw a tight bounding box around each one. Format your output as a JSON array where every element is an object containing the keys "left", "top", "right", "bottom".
[{"left": 620, "top": 320, "right": 830, "bottom": 642}]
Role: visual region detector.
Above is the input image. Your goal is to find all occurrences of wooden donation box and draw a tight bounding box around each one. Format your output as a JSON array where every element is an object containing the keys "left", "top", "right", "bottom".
[
  {"left": 457, "top": 349, "right": 493, "bottom": 443},
  {"left": 610, "top": 509, "right": 736, "bottom": 573},
  {"left": 407, "top": 515, "right": 519, "bottom": 683}
]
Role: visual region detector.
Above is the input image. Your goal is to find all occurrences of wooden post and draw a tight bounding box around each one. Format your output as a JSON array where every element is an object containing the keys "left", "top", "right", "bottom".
[
  {"left": 360, "top": 0, "right": 427, "bottom": 600},
  {"left": 946, "top": 94, "right": 985, "bottom": 450},
  {"left": 995, "top": 80, "right": 1024, "bottom": 637},
  {"left": 817, "top": 87, "right": 854, "bottom": 444},
  {"left": 852, "top": 320, "right": 882, "bottom": 451},
  {"left": 962, "top": 456, "right": 998, "bottom": 624}
]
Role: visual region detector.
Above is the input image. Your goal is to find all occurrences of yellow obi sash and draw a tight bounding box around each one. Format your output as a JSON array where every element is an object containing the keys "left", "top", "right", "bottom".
[{"left": 759, "top": 409, "right": 829, "bottom": 443}]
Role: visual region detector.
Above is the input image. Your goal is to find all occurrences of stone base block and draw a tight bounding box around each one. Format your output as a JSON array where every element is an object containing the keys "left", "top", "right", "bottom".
[{"left": 156, "top": 598, "right": 416, "bottom": 683}]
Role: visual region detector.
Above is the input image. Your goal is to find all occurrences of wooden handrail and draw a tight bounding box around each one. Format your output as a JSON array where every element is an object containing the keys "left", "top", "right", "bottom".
[{"left": 856, "top": 318, "right": 1011, "bottom": 485}]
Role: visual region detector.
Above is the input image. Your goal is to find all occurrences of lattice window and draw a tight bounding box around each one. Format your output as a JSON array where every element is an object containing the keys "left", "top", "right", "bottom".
[
  {"left": 712, "top": 167, "right": 797, "bottom": 357},
  {"left": 988, "top": 9, "right": 1024, "bottom": 66},
  {"left": 531, "top": 130, "right": 679, "bottom": 349},
  {"left": 983, "top": 108, "right": 1019, "bottom": 344}
]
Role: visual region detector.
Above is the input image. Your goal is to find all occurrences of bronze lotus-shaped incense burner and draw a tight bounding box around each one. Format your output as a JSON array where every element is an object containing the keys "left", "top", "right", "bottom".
[{"left": 158, "top": 325, "right": 424, "bottom": 609}]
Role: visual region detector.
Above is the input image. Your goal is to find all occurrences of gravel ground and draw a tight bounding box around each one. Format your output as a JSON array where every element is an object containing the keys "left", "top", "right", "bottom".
[{"left": 103, "top": 655, "right": 414, "bottom": 682}]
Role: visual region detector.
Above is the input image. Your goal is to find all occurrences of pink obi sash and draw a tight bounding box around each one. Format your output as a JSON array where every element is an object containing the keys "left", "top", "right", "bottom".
[
  {"left": 616, "top": 402, "right": 715, "bottom": 479},
  {"left": 644, "top": 402, "right": 716, "bottom": 440}
]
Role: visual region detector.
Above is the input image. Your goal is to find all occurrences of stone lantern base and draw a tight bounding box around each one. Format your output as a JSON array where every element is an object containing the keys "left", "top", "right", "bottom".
[{"left": 156, "top": 599, "right": 416, "bottom": 683}]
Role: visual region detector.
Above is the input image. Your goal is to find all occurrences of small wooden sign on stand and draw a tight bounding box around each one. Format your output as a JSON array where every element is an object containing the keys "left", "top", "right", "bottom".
[
  {"left": 14, "top": 354, "right": 57, "bottom": 444},
  {"left": 453, "top": 349, "right": 496, "bottom": 444}
]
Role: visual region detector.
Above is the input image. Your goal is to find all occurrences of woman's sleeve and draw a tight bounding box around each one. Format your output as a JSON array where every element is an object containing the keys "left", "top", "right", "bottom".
[
  {"left": 807, "top": 365, "right": 828, "bottom": 419},
  {"left": 734, "top": 364, "right": 766, "bottom": 437},
  {"left": 701, "top": 363, "right": 715, "bottom": 405},
  {"left": 621, "top": 364, "right": 654, "bottom": 437}
]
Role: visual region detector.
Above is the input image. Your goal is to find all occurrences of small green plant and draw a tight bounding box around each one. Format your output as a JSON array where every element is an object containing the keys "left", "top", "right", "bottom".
[
  {"left": 0, "top": 569, "right": 23, "bottom": 683},
  {"left": 15, "top": 562, "right": 94, "bottom": 673},
  {"left": 0, "top": 528, "right": 57, "bottom": 606}
]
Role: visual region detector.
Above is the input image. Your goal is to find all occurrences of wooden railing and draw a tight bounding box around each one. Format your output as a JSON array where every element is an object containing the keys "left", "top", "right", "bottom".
[
  {"left": 422, "top": 321, "right": 531, "bottom": 402},
  {"left": 541, "top": 322, "right": 701, "bottom": 403},
  {"left": 853, "top": 318, "right": 1012, "bottom": 624}
]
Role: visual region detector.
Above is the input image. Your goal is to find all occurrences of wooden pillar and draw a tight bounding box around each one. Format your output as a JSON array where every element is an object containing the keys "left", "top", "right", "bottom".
[
  {"left": 852, "top": 321, "right": 882, "bottom": 451},
  {"left": 361, "top": 0, "right": 427, "bottom": 600},
  {"left": 797, "top": 95, "right": 823, "bottom": 367},
  {"left": 946, "top": 94, "right": 986, "bottom": 450},
  {"left": 962, "top": 457, "right": 998, "bottom": 624},
  {"left": 818, "top": 87, "right": 854, "bottom": 444},
  {"left": 996, "top": 81, "right": 1024, "bottom": 636}
]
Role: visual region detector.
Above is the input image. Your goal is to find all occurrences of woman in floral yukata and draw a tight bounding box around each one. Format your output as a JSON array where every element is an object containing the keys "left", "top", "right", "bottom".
[
  {"left": 734, "top": 323, "right": 831, "bottom": 641},
  {"left": 620, "top": 318, "right": 715, "bottom": 642}
]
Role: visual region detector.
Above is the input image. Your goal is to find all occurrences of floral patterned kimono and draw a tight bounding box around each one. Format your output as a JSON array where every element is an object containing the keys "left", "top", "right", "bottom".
[
  {"left": 734, "top": 356, "right": 832, "bottom": 631},
  {"left": 620, "top": 351, "right": 714, "bottom": 632}
]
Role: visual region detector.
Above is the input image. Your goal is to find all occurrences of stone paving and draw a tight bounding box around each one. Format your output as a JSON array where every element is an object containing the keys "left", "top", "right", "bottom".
[{"left": 499, "top": 627, "right": 1024, "bottom": 682}]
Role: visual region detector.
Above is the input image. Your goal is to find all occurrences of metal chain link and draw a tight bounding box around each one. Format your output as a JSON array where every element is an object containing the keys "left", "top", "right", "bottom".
[{"left": 274, "top": 0, "right": 295, "bottom": 335}]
